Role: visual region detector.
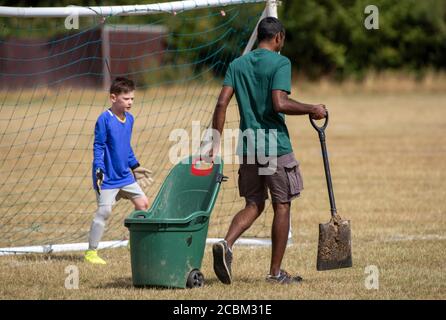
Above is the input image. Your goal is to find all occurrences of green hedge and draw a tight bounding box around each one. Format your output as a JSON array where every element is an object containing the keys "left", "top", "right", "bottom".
[{"left": 280, "top": 0, "right": 446, "bottom": 78}]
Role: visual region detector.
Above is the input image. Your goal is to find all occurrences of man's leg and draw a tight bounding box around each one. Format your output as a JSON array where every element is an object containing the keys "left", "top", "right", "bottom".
[
  {"left": 270, "top": 202, "right": 290, "bottom": 276},
  {"left": 226, "top": 161, "right": 267, "bottom": 248},
  {"left": 213, "top": 201, "right": 265, "bottom": 284},
  {"left": 213, "top": 160, "right": 267, "bottom": 284},
  {"left": 265, "top": 153, "right": 304, "bottom": 283},
  {"left": 224, "top": 201, "right": 265, "bottom": 248},
  {"left": 213, "top": 201, "right": 264, "bottom": 285}
]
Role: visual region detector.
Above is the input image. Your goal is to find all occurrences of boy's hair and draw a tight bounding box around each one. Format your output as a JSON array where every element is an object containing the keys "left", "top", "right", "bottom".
[
  {"left": 257, "top": 17, "right": 286, "bottom": 42},
  {"left": 109, "top": 77, "right": 135, "bottom": 95}
]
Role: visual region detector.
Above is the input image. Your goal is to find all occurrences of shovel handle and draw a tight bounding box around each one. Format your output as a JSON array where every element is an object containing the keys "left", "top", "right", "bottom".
[
  {"left": 309, "top": 111, "right": 329, "bottom": 132},
  {"left": 309, "top": 111, "right": 337, "bottom": 217}
]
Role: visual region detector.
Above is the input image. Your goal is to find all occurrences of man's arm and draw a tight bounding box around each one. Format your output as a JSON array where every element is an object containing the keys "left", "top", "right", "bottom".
[
  {"left": 212, "top": 85, "right": 234, "bottom": 135},
  {"left": 272, "top": 90, "right": 327, "bottom": 119},
  {"left": 201, "top": 85, "right": 233, "bottom": 160}
]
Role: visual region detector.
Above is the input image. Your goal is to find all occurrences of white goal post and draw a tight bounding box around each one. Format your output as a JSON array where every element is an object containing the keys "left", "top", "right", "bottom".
[{"left": 0, "top": 0, "right": 292, "bottom": 256}]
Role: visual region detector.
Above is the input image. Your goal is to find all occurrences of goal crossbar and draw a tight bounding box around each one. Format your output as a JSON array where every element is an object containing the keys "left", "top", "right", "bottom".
[{"left": 0, "top": 0, "right": 268, "bottom": 18}]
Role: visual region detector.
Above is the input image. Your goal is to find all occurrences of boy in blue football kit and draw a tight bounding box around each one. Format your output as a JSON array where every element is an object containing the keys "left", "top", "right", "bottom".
[{"left": 85, "top": 77, "right": 153, "bottom": 265}]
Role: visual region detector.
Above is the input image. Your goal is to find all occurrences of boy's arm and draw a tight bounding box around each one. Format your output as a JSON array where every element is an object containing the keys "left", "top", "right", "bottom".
[
  {"left": 128, "top": 145, "right": 140, "bottom": 170},
  {"left": 127, "top": 116, "right": 140, "bottom": 169},
  {"left": 128, "top": 118, "right": 153, "bottom": 186},
  {"left": 129, "top": 146, "right": 154, "bottom": 187},
  {"left": 93, "top": 117, "right": 107, "bottom": 172}
]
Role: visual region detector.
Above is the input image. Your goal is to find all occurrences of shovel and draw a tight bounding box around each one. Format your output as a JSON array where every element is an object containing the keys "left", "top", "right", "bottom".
[{"left": 310, "top": 112, "right": 352, "bottom": 271}]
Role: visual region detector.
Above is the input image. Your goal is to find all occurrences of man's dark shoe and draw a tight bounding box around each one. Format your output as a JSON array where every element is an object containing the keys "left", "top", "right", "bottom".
[
  {"left": 212, "top": 240, "right": 232, "bottom": 284},
  {"left": 266, "top": 269, "right": 303, "bottom": 284}
]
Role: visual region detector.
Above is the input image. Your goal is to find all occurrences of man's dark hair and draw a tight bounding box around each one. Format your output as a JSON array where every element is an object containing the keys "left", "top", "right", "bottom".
[
  {"left": 257, "top": 17, "right": 285, "bottom": 43},
  {"left": 109, "top": 77, "right": 135, "bottom": 95}
]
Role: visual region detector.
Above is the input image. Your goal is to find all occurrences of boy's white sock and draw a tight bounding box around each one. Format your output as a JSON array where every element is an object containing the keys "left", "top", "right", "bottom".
[{"left": 88, "top": 205, "right": 112, "bottom": 250}]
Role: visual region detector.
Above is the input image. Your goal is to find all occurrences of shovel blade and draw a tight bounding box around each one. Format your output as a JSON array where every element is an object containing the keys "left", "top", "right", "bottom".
[{"left": 317, "top": 216, "right": 352, "bottom": 271}]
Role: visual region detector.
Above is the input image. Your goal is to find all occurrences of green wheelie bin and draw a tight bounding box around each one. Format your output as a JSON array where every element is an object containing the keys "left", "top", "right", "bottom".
[{"left": 124, "top": 155, "right": 225, "bottom": 288}]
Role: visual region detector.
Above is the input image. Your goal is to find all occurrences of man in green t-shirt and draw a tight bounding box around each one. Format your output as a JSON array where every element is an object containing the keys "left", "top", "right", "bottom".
[{"left": 210, "top": 17, "right": 327, "bottom": 285}]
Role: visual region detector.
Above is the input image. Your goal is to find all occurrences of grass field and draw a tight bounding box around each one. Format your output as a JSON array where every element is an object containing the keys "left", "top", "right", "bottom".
[{"left": 0, "top": 77, "right": 445, "bottom": 299}]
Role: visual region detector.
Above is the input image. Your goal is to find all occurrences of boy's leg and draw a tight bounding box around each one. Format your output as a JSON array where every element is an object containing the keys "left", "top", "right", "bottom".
[
  {"left": 88, "top": 188, "right": 119, "bottom": 250},
  {"left": 85, "top": 188, "right": 119, "bottom": 264},
  {"left": 117, "top": 183, "right": 148, "bottom": 250},
  {"left": 118, "top": 182, "right": 148, "bottom": 210},
  {"left": 130, "top": 194, "right": 149, "bottom": 211},
  {"left": 85, "top": 212, "right": 109, "bottom": 265},
  {"left": 88, "top": 205, "right": 112, "bottom": 250}
]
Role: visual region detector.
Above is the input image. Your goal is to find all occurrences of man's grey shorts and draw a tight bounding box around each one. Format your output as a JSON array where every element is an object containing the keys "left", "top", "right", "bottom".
[
  {"left": 96, "top": 182, "right": 146, "bottom": 206},
  {"left": 238, "top": 153, "right": 304, "bottom": 204}
]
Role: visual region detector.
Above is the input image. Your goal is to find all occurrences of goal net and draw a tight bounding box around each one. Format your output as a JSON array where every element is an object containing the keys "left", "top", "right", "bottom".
[{"left": 0, "top": 0, "right": 282, "bottom": 254}]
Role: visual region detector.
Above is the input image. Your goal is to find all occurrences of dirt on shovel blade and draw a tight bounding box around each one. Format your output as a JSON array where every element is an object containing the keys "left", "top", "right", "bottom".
[{"left": 317, "top": 215, "right": 352, "bottom": 271}]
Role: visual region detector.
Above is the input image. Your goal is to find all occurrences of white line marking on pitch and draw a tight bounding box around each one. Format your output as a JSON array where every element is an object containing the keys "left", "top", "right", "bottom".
[{"left": 384, "top": 234, "right": 446, "bottom": 242}]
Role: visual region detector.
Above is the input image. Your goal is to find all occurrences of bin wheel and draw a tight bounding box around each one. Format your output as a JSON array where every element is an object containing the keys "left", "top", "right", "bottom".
[{"left": 186, "top": 269, "right": 204, "bottom": 288}]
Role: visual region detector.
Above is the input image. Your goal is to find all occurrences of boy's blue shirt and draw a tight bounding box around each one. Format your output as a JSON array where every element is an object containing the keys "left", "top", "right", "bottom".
[{"left": 92, "top": 109, "right": 139, "bottom": 189}]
